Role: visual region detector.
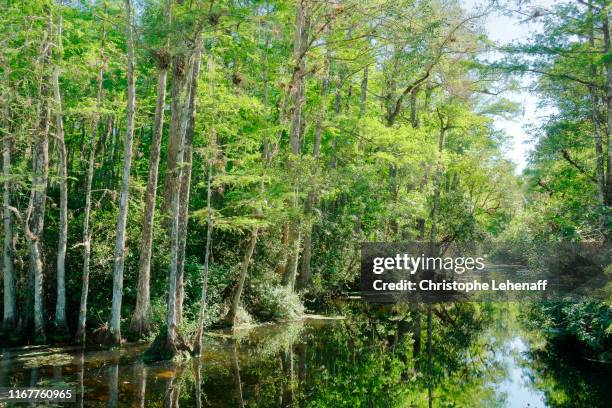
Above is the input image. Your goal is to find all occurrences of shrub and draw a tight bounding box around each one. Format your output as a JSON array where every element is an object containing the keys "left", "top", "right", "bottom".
[
  {"left": 247, "top": 284, "right": 305, "bottom": 322},
  {"left": 524, "top": 300, "right": 612, "bottom": 361}
]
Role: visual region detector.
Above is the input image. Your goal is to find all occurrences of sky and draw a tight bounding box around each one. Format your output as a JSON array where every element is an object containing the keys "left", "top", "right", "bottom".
[{"left": 461, "top": 0, "right": 559, "bottom": 173}]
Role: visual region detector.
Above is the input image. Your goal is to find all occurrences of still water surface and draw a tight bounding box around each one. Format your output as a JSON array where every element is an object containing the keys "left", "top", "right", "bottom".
[{"left": 0, "top": 303, "right": 608, "bottom": 407}]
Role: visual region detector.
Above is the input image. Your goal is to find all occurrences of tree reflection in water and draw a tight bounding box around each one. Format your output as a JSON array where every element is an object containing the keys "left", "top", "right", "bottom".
[
  {"left": 107, "top": 360, "right": 118, "bottom": 408},
  {"left": 0, "top": 302, "right": 608, "bottom": 407}
]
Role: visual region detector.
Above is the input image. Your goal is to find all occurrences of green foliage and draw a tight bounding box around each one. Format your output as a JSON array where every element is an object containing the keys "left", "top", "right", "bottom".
[
  {"left": 525, "top": 301, "right": 612, "bottom": 361},
  {"left": 246, "top": 284, "right": 305, "bottom": 322},
  {"left": 2, "top": 1, "right": 601, "bottom": 372}
]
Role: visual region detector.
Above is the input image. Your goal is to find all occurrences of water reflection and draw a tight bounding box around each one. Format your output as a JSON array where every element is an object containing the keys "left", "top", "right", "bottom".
[
  {"left": 231, "top": 340, "right": 245, "bottom": 408},
  {"left": 193, "top": 358, "right": 202, "bottom": 408},
  {"left": 163, "top": 362, "right": 180, "bottom": 408},
  {"left": 0, "top": 302, "right": 608, "bottom": 407},
  {"left": 107, "top": 362, "right": 118, "bottom": 408},
  {"left": 135, "top": 361, "right": 147, "bottom": 408}
]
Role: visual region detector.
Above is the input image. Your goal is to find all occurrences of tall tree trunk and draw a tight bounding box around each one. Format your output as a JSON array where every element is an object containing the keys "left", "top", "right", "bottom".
[
  {"left": 298, "top": 199, "right": 314, "bottom": 289},
  {"left": 176, "top": 46, "right": 202, "bottom": 324},
  {"left": 28, "top": 103, "right": 50, "bottom": 343},
  {"left": 284, "top": 0, "right": 308, "bottom": 291},
  {"left": 289, "top": 1, "right": 307, "bottom": 157},
  {"left": 108, "top": 0, "right": 136, "bottom": 346},
  {"left": 25, "top": 13, "right": 53, "bottom": 342},
  {"left": 76, "top": 65, "right": 104, "bottom": 343},
  {"left": 163, "top": 48, "right": 197, "bottom": 358},
  {"left": 384, "top": 51, "right": 401, "bottom": 239},
  {"left": 130, "top": 53, "right": 169, "bottom": 338},
  {"left": 602, "top": 8, "right": 612, "bottom": 207},
  {"left": 298, "top": 47, "right": 329, "bottom": 289},
  {"left": 175, "top": 167, "right": 190, "bottom": 325},
  {"left": 52, "top": 7, "right": 69, "bottom": 335},
  {"left": 588, "top": 1, "right": 606, "bottom": 206},
  {"left": 2, "top": 86, "right": 16, "bottom": 330},
  {"left": 193, "top": 158, "right": 213, "bottom": 356},
  {"left": 162, "top": 51, "right": 189, "bottom": 214},
  {"left": 225, "top": 228, "right": 258, "bottom": 327},
  {"left": 429, "top": 113, "right": 447, "bottom": 256}
]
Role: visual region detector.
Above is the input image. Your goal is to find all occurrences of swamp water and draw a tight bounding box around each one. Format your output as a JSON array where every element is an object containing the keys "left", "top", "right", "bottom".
[{"left": 0, "top": 303, "right": 608, "bottom": 407}]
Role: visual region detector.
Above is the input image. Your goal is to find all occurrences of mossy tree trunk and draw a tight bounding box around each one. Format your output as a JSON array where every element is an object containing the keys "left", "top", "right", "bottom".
[
  {"left": 108, "top": 0, "right": 136, "bottom": 346},
  {"left": 176, "top": 46, "right": 202, "bottom": 324},
  {"left": 284, "top": 0, "right": 309, "bottom": 291},
  {"left": 76, "top": 64, "right": 104, "bottom": 343},
  {"left": 193, "top": 159, "right": 213, "bottom": 356},
  {"left": 2, "top": 84, "right": 16, "bottom": 331},
  {"left": 52, "top": 6, "right": 69, "bottom": 337},
  {"left": 130, "top": 53, "right": 169, "bottom": 339},
  {"left": 26, "top": 11, "right": 53, "bottom": 343}
]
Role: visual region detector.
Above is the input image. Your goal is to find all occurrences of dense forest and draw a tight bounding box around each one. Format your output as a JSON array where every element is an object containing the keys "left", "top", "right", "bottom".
[{"left": 0, "top": 0, "right": 609, "bottom": 368}]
